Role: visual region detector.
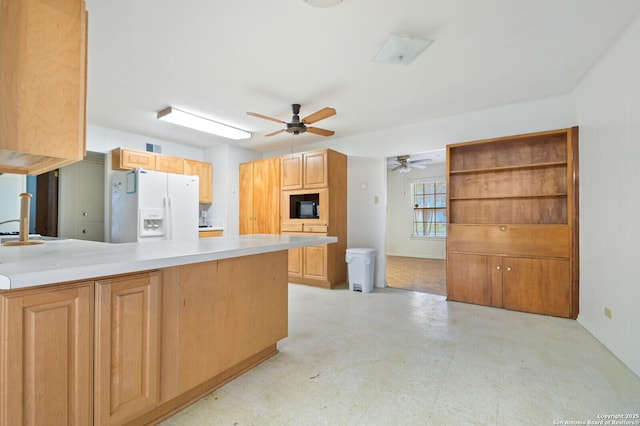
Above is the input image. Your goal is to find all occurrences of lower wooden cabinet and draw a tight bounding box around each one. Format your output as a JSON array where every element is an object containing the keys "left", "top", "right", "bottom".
[
  {"left": 0, "top": 251, "right": 287, "bottom": 426},
  {"left": 0, "top": 282, "right": 94, "bottom": 426},
  {"left": 448, "top": 253, "right": 571, "bottom": 317},
  {"left": 94, "top": 272, "right": 161, "bottom": 425}
]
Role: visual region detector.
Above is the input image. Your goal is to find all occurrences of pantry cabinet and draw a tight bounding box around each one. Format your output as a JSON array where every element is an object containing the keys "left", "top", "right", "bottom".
[
  {"left": 0, "top": 0, "right": 88, "bottom": 175},
  {"left": 94, "top": 272, "right": 161, "bottom": 425},
  {"left": 0, "top": 282, "right": 93, "bottom": 425},
  {"left": 239, "top": 157, "right": 281, "bottom": 234},
  {"left": 446, "top": 127, "right": 579, "bottom": 318},
  {"left": 281, "top": 149, "right": 347, "bottom": 288}
]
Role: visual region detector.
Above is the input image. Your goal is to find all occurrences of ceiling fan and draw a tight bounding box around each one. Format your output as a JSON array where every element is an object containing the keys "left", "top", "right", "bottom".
[
  {"left": 247, "top": 104, "right": 336, "bottom": 137},
  {"left": 389, "top": 155, "right": 432, "bottom": 173}
]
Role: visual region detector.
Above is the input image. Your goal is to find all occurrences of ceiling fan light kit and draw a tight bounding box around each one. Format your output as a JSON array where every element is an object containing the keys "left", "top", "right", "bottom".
[
  {"left": 303, "top": 0, "right": 343, "bottom": 8},
  {"left": 372, "top": 34, "right": 434, "bottom": 65},
  {"left": 157, "top": 107, "right": 251, "bottom": 140}
]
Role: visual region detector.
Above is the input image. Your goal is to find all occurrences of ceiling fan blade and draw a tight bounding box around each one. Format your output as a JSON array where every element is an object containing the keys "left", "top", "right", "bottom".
[
  {"left": 390, "top": 165, "right": 402, "bottom": 171},
  {"left": 412, "top": 163, "right": 427, "bottom": 169},
  {"left": 302, "top": 107, "right": 336, "bottom": 124},
  {"left": 247, "top": 112, "right": 286, "bottom": 124},
  {"left": 265, "top": 129, "right": 285, "bottom": 137},
  {"left": 306, "top": 127, "right": 335, "bottom": 137}
]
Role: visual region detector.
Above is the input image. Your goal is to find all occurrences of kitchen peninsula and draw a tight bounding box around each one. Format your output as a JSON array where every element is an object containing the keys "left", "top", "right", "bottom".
[{"left": 0, "top": 234, "right": 336, "bottom": 425}]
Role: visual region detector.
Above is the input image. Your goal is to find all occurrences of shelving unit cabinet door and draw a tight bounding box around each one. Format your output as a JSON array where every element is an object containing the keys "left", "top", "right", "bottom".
[
  {"left": 94, "top": 272, "right": 161, "bottom": 425},
  {"left": 502, "top": 257, "right": 571, "bottom": 317},
  {"left": 447, "top": 253, "right": 502, "bottom": 307},
  {"left": 0, "top": 283, "right": 93, "bottom": 426}
]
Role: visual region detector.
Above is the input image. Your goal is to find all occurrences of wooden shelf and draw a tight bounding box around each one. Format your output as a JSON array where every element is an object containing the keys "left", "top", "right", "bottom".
[
  {"left": 450, "top": 193, "right": 567, "bottom": 201},
  {"left": 449, "top": 161, "right": 568, "bottom": 174},
  {"left": 446, "top": 127, "right": 579, "bottom": 318}
]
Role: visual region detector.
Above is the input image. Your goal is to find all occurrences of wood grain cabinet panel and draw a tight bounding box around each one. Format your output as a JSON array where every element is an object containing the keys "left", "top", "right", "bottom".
[
  {"left": 184, "top": 159, "right": 213, "bottom": 204},
  {"left": 0, "top": 0, "right": 87, "bottom": 175},
  {"left": 112, "top": 148, "right": 156, "bottom": 171},
  {"left": 0, "top": 283, "right": 93, "bottom": 426},
  {"left": 446, "top": 127, "right": 579, "bottom": 318},
  {"left": 94, "top": 272, "right": 161, "bottom": 425},
  {"left": 239, "top": 158, "right": 281, "bottom": 234},
  {"left": 155, "top": 154, "right": 184, "bottom": 174}
]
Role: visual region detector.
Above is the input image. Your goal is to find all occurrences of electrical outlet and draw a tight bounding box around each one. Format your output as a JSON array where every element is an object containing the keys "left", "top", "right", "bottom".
[{"left": 604, "top": 307, "right": 612, "bottom": 319}]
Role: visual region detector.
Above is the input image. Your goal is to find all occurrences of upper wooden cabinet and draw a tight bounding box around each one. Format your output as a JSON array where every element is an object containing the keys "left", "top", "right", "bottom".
[
  {"left": 184, "top": 159, "right": 213, "bottom": 204},
  {"left": 111, "top": 148, "right": 213, "bottom": 204},
  {"left": 0, "top": 0, "right": 88, "bottom": 175},
  {"left": 155, "top": 154, "right": 184, "bottom": 174},
  {"left": 112, "top": 148, "right": 156, "bottom": 171},
  {"left": 281, "top": 149, "right": 340, "bottom": 190},
  {"left": 239, "top": 157, "right": 281, "bottom": 234},
  {"left": 446, "top": 127, "right": 579, "bottom": 318}
]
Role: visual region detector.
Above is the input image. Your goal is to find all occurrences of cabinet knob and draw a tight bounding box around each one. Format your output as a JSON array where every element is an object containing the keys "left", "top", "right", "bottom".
[
  {"left": 82, "top": 229, "right": 87, "bottom": 234},
  {"left": 499, "top": 226, "right": 507, "bottom": 231},
  {"left": 506, "top": 267, "right": 511, "bottom": 271},
  {"left": 83, "top": 211, "right": 89, "bottom": 216},
  {"left": 496, "top": 266, "right": 501, "bottom": 270}
]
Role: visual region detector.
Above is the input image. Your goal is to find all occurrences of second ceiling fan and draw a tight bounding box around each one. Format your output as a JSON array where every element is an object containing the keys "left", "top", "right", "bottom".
[{"left": 247, "top": 104, "right": 336, "bottom": 137}]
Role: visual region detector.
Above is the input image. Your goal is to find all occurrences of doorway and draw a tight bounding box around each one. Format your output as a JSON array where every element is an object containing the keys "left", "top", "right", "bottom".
[{"left": 385, "top": 150, "right": 447, "bottom": 296}]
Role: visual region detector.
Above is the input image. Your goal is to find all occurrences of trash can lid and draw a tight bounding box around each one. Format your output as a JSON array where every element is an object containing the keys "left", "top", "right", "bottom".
[{"left": 346, "top": 248, "right": 376, "bottom": 255}]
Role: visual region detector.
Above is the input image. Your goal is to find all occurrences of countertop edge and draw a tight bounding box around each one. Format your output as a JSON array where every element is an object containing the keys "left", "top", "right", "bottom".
[{"left": 0, "top": 235, "right": 337, "bottom": 290}]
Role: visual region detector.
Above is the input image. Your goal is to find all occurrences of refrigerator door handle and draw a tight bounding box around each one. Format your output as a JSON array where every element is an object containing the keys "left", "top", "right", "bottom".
[{"left": 164, "top": 195, "right": 171, "bottom": 240}]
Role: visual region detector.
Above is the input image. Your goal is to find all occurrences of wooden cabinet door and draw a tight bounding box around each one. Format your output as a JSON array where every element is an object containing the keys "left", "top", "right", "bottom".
[
  {"left": 0, "top": 283, "right": 93, "bottom": 426},
  {"left": 281, "top": 154, "right": 303, "bottom": 190},
  {"left": 0, "top": 0, "right": 87, "bottom": 175},
  {"left": 447, "top": 253, "right": 502, "bottom": 307},
  {"left": 185, "top": 159, "right": 213, "bottom": 204},
  {"left": 303, "top": 151, "right": 327, "bottom": 189},
  {"left": 239, "top": 162, "right": 254, "bottom": 234},
  {"left": 115, "top": 148, "right": 156, "bottom": 171},
  {"left": 253, "top": 157, "right": 280, "bottom": 234},
  {"left": 288, "top": 246, "right": 303, "bottom": 278},
  {"left": 155, "top": 154, "right": 184, "bottom": 174},
  {"left": 303, "top": 245, "right": 328, "bottom": 280},
  {"left": 502, "top": 257, "right": 571, "bottom": 317},
  {"left": 94, "top": 272, "right": 161, "bottom": 425}
]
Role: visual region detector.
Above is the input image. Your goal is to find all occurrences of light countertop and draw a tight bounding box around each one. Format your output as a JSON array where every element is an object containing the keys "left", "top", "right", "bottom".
[{"left": 0, "top": 234, "right": 337, "bottom": 290}]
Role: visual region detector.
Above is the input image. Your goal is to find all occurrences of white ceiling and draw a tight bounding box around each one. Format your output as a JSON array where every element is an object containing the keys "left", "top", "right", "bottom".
[{"left": 86, "top": 0, "right": 640, "bottom": 154}]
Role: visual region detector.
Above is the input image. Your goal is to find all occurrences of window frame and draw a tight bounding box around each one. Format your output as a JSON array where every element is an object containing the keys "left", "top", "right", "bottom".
[{"left": 409, "top": 176, "right": 447, "bottom": 239}]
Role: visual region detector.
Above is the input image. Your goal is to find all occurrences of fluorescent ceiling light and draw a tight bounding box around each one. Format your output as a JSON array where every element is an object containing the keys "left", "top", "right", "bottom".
[
  {"left": 304, "top": 0, "right": 342, "bottom": 7},
  {"left": 157, "top": 107, "right": 251, "bottom": 140},
  {"left": 372, "top": 34, "right": 434, "bottom": 65}
]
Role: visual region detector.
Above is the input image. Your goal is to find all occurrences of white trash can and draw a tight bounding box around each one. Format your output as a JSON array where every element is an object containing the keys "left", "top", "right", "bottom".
[{"left": 345, "top": 248, "right": 376, "bottom": 293}]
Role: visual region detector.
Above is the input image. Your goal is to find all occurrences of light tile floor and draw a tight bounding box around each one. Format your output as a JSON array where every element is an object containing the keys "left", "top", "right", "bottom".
[{"left": 161, "top": 284, "right": 640, "bottom": 426}]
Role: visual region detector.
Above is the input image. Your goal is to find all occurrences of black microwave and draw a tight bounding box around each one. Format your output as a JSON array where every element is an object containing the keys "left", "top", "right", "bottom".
[{"left": 296, "top": 201, "right": 318, "bottom": 219}]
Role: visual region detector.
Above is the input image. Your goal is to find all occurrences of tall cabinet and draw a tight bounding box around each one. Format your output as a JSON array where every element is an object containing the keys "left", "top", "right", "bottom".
[
  {"left": 446, "top": 127, "right": 579, "bottom": 318},
  {"left": 280, "top": 149, "right": 347, "bottom": 288},
  {"left": 239, "top": 157, "right": 281, "bottom": 235}
]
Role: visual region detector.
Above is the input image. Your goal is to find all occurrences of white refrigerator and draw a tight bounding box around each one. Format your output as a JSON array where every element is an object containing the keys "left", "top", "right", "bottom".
[{"left": 111, "top": 169, "right": 199, "bottom": 243}]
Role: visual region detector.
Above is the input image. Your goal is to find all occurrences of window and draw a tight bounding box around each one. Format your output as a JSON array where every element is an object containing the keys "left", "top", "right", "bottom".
[{"left": 411, "top": 179, "right": 446, "bottom": 237}]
